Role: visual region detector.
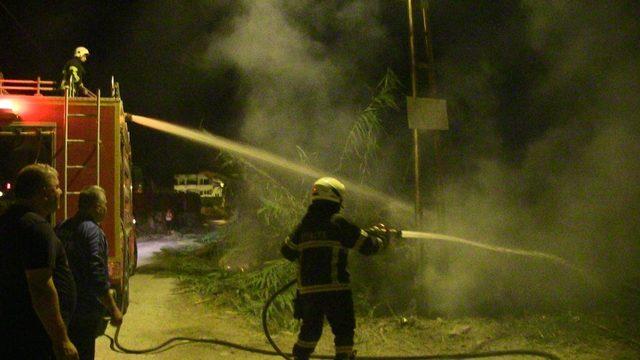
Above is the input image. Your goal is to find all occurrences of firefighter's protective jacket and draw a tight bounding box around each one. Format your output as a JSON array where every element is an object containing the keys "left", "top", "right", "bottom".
[
  {"left": 281, "top": 202, "right": 384, "bottom": 294},
  {"left": 61, "top": 57, "right": 86, "bottom": 95}
]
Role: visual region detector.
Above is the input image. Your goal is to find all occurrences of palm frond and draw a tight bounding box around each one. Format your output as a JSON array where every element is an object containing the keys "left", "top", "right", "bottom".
[{"left": 339, "top": 68, "right": 402, "bottom": 176}]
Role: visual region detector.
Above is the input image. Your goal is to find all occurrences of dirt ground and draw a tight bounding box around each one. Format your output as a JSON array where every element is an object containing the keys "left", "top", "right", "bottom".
[
  {"left": 94, "top": 235, "right": 640, "bottom": 359},
  {"left": 95, "top": 273, "right": 280, "bottom": 359},
  {"left": 96, "top": 233, "right": 280, "bottom": 359}
]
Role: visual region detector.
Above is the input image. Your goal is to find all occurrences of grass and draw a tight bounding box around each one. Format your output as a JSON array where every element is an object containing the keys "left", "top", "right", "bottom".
[
  {"left": 148, "top": 242, "right": 299, "bottom": 331},
  {"left": 350, "top": 312, "right": 640, "bottom": 358}
]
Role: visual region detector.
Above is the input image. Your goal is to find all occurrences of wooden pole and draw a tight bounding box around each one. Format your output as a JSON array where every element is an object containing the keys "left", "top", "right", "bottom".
[{"left": 407, "top": 0, "right": 422, "bottom": 228}]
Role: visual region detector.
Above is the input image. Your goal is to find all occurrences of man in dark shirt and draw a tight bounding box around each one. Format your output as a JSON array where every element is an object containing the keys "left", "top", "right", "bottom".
[
  {"left": 0, "top": 163, "right": 78, "bottom": 360},
  {"left": 281, "top": 177, "right": 389, "bottom": 360},
  {"left": 56, "top": 185, "right": 123, "bottom": 360},
  {"left": 60, "top": 46, "right": 92, "bottom": 97}
]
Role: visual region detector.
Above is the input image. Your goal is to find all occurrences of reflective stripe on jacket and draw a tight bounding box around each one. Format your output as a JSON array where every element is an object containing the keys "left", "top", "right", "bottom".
[{"left": 281, "top": 202, "right": 383, "bottom": 294}]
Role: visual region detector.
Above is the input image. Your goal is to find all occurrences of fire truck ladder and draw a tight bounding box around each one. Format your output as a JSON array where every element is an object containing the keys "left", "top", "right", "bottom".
[{"left": 63, "top": 88, "right": 101, "bottom": 218}]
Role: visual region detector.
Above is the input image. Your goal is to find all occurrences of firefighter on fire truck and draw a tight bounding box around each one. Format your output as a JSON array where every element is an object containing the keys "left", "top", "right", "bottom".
[
  {"left": 61, "top": 46, "right": 94, "bottom": 97},
  {"left": 281, "top": 177, "right": 391, "bottom": 360}
]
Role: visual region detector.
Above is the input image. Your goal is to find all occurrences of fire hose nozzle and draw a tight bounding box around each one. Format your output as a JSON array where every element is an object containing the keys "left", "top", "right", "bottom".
[
  {"left": 388, "top": 228, "right": 402, "bottom": 241},
  {"left": 368, "top": 223, "right": 402, "bottom": 248}
]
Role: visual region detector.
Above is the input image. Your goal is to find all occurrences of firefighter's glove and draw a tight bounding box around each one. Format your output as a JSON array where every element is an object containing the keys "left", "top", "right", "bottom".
[{"left": 367, "top": 223, "right": 392, "bottom": 249}]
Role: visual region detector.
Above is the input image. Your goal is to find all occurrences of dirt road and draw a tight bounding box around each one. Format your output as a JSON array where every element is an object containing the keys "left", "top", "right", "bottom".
[
  {"left": 96, "top": 234, "right": 294, "bottom": 359},
  {"left": 95, "top": 273, "right": 291, "bottom": 359}
]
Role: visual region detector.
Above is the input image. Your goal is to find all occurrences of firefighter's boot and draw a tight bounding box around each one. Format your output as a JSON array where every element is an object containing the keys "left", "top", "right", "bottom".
[
  {"left": 334, "top": 350, "right": 356, "bottom": 360},
  {"left": 292, "top": 346, "right": 313, "bottom": 360}
]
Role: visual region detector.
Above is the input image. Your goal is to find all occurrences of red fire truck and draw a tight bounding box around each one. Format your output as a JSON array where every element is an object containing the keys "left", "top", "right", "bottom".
[{"left": 0, "top": 77, "right": 136, "bottom": 312}]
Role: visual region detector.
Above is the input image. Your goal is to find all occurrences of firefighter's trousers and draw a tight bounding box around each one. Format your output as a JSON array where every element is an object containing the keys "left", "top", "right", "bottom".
[{"left": 292, "top": 290, "right": 355, "bottom": 360}]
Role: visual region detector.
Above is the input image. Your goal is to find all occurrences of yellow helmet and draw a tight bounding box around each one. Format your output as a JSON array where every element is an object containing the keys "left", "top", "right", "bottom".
[
  {"left": 311, "top": 177, "right": 345, "bottom": 204},
  {"left": 74, "top": 46, "right": 90, "bottom": 57}
]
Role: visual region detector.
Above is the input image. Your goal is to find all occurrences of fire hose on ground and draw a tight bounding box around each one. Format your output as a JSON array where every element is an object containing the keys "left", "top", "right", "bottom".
[
  {"left": 103, "top": 278, "right": 560, "bottom": 359},
  {"left": 261, "top": 279, "right": 561, "bottom": 360},
  {"left": 102, "top": 228, "right": 569, "bottom": 359}
]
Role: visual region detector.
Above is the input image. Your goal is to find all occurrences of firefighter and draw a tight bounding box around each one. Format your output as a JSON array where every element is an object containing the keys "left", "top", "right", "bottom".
[
  {"left": 61, "top": 46, "right": 93, "bottom": 97},
  {"left": 281, "top": 177, "right": 390, "bottom": 360}
]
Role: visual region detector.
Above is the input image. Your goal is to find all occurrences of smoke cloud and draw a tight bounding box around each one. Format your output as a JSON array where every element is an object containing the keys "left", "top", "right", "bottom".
[
  {"left": 199, "top": 0, "right": 639, "bottom": 315},
  {"left": 425, "top": 0, "right": 640, "bottom": 314},
  {"left": 208, "top": 0, "right": 391, "bottom": 170}
]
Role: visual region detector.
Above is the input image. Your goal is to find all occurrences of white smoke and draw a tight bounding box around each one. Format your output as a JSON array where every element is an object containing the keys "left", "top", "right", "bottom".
[
  {"left": 197, "top": 0, "right": 640, "bottom": 314},
  {"left": 423, "top": 0, "right": 640, "bottom": 314},
  {"left": 207, "top": 0, "right": 391, "bottom": 169}
]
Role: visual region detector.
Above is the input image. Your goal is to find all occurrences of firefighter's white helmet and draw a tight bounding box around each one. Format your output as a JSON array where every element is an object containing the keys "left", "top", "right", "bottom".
[
  {"left": 311, "top": 177, "right": 345, "bottom": 204},
  {"left": 74, "top": 46, "right": 90, "bottom": 57}
]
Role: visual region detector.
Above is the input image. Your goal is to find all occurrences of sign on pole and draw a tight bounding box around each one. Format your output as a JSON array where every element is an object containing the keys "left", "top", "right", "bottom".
[{"left": 407, "top": 97, "right": 448, "bottom": 130}]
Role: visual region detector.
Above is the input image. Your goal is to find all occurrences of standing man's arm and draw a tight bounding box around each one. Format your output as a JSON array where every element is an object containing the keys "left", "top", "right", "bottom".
[
  {"left": 83, "top": 224, "right": 123, "bottom": 326},
  {"left": 25, "top": 269, "right": 79, "bottom": 360},
  {"left": 99, "top": 291, "right": 123, "bottom": 326}
]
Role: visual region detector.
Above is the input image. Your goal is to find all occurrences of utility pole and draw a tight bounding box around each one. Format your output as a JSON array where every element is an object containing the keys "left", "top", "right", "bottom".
[
  {"left": 421, "top": 0, "right": 445, "bottom": 231},
  {"left": 406, "top": 0, "right": 446, "bottom": 229},
  {"left": 406, "top": 0, "right": 422, "bottom": 227},
  {"left": 406, "top": 0, "right": 448, "bottom": 316}
]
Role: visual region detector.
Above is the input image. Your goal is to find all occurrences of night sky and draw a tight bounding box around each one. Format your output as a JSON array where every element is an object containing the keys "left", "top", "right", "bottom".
[
  {"left": 2, "top": 0, "right": 639, "bottom": 188},
  {"left": 3, "top": 0, "right": 640, "bottom": 312},
  {"left": 2, "top": 1, "right": 637, "bottom": 179},
  {"left": 0, "top": 1, "right": 566, "bottom": 181}
]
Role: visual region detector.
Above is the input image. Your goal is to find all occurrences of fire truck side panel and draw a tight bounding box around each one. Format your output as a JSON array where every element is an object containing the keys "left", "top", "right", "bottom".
[{"left": 0, "top": 93, "right": 133, "bottom": 312}]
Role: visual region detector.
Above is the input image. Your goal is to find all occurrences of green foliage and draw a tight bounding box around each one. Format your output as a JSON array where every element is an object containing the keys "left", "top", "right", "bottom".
[
  {"left": 154, "top": 247, "right": 298, "bottom": 330},
  {"left": 197, "top": 230, "right": 220, "bottom": 244},
  {"left": 210, "top": 150, "right": 243, "bottom": 210},
  {"left": 255, "top": 185, "right": 303, "bottom": 231},
  {"left": 339, "top": 68, "right": 402, "bottom": 179},
  {"left": 149, "top": 246, "right": 220, "bottom": 275},
  {"left": 231, "top": 260, "right": 298, "bottom": 329}
]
